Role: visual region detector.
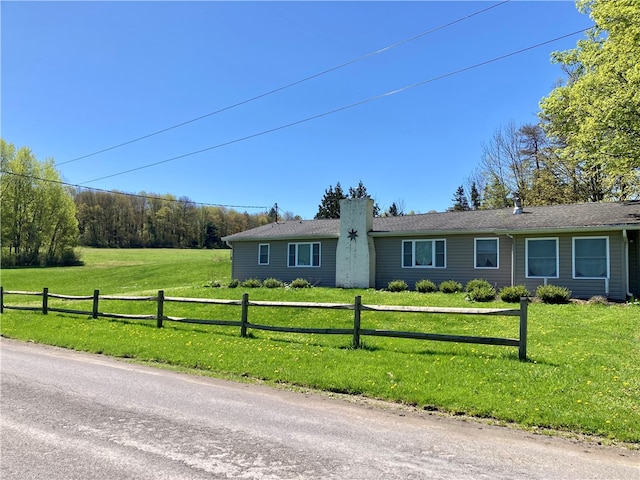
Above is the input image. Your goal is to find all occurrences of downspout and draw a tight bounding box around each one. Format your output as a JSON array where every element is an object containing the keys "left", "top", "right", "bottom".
[
  {"left": 506, "top": 234, "right": 515, "bottom": 286},
  {"left": 623, "top": 230, "right": 632, "bottom": 298}
]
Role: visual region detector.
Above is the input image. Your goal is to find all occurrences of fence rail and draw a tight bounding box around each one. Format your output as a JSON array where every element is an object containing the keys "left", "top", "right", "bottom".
[{"left": 0, "top": 286, "right": 528, "bottom": 360}]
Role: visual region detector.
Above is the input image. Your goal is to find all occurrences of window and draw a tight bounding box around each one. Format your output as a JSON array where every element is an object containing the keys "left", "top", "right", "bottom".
[
  {"left": 402, "top": 239, "right": 446, "bottom": 268},
  {"left": 258, "top": 244, "right": 269, "bottom": 265},
  {"left": 288, "top": 242, "right": 320, "bottom": 267},
  {"left": 475, "top": 238, "right": 499, "bottom": 269},
  {"left": 573, "top": 237, "right": 609, "bottom": 279},
  {"left": 526, "top": 238, "right": 558, "bottom": 278}
]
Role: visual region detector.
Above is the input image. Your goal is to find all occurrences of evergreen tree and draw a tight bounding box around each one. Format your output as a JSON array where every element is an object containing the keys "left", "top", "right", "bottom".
[
  {"left": 384, "top": 201, "right": 405, "bottom": 217},
  {"left": 469, "top": 182, "right": 481, "bottom": 210},
  {"left": 315, "top": 183, "right": 347, "bottom": 219},
  {"left": 451, "top": 185, "right": 470, "bottom": 211}
]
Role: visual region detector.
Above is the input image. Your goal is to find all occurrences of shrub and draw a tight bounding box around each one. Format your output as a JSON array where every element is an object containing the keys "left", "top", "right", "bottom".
[
  {"left": 290, "top": 278, "right": 311, "bottom": 289},
  {"left": 465, "top": 278, "right": 492, "bottom": 292},
  {"left": 227, "top": 279, "right": 240, "bottom": 288},
  {"left": 241, "top": 278, "right": 262, "bottom": 288},
  {"left": 466, "top": 284, "right": 496, "bottom": 302},
  {"left": 415, "top": 279, "right": 437, "bottom": 293},
  {"left": 387, "top": 280, "right": 408, "bottom": 292},
  {"left": 536, "top": 284, "right": 571, "bottom": 304},
  {"left": 263, "top": 278, "right": 284, "bottom": 288},
  {"left": 439, "top": 280, "right": 463, "bottom": 293},
  {"left": 499, "top": 285, "right": 530, "bottom": 303},
  {"left": 205, "top": 279, "right": 222, "bottom": 288}
]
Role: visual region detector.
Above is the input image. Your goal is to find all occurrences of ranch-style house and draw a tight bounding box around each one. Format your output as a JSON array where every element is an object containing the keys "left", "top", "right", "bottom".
[{"left": 222, "top": 198, "right": 640, "bottom": 301}]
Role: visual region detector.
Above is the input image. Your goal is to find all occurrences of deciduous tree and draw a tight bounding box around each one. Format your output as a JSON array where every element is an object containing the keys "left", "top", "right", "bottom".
[
  {"left": 1, "top": 139, "right": 79, "bottom": 266},
  {"left": 539, "top": 0, "right": 640, "bottom": 200}
]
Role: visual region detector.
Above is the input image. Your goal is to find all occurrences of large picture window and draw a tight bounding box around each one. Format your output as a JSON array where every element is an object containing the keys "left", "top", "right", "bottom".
[
  {"left": 526, "top": 238, "right": 558, "bottom": 278},
  {"left": 402, "top": 239, "right": 445, "bottom": 268},
  {"left": 475, "top": 238, "right": 499, "bottom": 269},
  {"left": 288, "top": 242, "right": 320, "bottom": 267},
  {"left": 258, "top": 244, "right": 269, "bottom": 265},
  {"left": 573, "top": 237, "right": 609, "bottom": 279}
]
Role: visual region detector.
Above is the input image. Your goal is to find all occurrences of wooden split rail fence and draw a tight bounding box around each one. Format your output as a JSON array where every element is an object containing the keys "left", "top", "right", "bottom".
[{"left": 0, "top": 287, "right": 529, "bottom": 360}]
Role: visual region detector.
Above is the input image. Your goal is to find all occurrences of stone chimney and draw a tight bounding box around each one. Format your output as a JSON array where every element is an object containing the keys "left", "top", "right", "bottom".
[{"left": 335, "top": 198, "right": 376, "bottom": 288}]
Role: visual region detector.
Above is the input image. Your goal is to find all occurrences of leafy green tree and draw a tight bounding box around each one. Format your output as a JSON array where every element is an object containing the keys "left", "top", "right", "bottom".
[
  {"left": 1, "top": 139, "right": 79, "bottom": 266},
  {"left": 539, "top": 0, "right": 640, "bottom": 200},
  {"left": 482, "top": 175, "right": 512, "bottom": 209}
]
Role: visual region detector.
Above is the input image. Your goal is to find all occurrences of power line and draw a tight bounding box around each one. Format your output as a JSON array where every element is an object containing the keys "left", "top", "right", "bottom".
[
  {"left": 0, "top": 170, "right": 268, "bottom": 210},
  {"left": 80, "top": 27, "right": 590, "bottom": 186},
  {"left": 57, "top": 0, "right": 511, "bottom": 166}
]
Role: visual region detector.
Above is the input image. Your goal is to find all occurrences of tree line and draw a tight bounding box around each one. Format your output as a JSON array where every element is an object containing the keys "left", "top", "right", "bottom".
[
  {"left": 74, "top": 190, "right": 275, "bottom": 249},
  {"left": 1, "top": 139, "right": 296, "bottom": 266}
]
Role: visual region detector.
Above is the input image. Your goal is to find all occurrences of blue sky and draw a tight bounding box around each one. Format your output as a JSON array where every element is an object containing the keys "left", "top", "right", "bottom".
[{"left": 2, "top": 1, "right": 593, "bottom": 219}]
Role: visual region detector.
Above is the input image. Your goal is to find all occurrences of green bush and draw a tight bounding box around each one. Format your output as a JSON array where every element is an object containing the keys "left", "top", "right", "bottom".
[
  {"left": 290, "top": 278, "right": 311, "bottom": 289},
  {"left": 387, "top": 280, "right": 408, "bottom": 292},
  {"left": 499, "top": 285, "right": 530, "bottom": 303},
  {"left": 415, "top": 279, "right": 437, "bottom": 293},
  {"left": 439, "top": 280, "right": 463, "bottom": 294},
  {"left": 241, "top": 278, "right": 262, "bottom": 288},
  {"left": 465, "top": 278, "right": 492, "bottom": 292},
  {"left": 466, "top": 284, "right": 496, "bottom": 302},
  {"left": 228, "top": 279, "right": 240, "bottom": 288},
  {"left": 536, "top": 284, "right": 572, "bottom": 304},
  {"left": 263, "top": 278, "right": 284, "bottom": 288}
]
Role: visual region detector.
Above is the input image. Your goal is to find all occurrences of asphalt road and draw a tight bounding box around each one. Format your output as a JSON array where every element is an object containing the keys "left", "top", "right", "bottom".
[{"left": 1, "top": 338, "right": 637, "bottom": 479}]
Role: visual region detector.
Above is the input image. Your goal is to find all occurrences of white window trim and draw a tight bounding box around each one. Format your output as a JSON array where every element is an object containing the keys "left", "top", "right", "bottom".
[
  {"left": 258, "top": 243, "right": 270, "bottom": 266},
  {"left": 401, "top": 239, "right": 446, "bottom": 269},
  {"left": 525, "top": 237, "right": 559, "bottom": 279},
  {"left": 572, "top": 236, "right": 610, "bottom": 279},
  {"left": 474, "top": 237, "right": 499, "bottom": 269},
  {"left": 288, "top": 242, "right": 321, "bottom": 267}
]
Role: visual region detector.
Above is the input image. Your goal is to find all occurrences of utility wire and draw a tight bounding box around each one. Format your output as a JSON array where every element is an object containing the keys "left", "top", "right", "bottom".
[
  {"left": 80, "top": 27, "right": 590, "bottom": 186},
  {"left": 0, "top": 170, "right": 268, "bottom": 210},
  {"left": 57, "top": 0, "right": 511, "bottom": 166}
]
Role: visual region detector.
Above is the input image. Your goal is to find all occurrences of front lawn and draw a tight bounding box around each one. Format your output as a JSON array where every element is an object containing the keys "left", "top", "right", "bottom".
[{"left": 1, "top": 248, "right": 638, "bottom": 444}]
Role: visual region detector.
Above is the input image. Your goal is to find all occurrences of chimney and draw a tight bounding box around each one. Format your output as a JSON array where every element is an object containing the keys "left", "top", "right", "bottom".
[{"left": 335, "top": 198, "right": 376, "bottom": 288}]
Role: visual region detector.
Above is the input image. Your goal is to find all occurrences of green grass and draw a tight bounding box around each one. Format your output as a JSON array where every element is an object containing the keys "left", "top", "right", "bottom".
[{"left": 1, "top": 248, "right": 638, "bottom": 445}]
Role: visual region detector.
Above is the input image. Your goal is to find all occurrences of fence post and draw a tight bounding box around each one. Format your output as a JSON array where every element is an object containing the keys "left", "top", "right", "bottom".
[
  {"left": 353, "top": 295, "right": 362, "bottom": 348},
  {"left": 0, "top": 286, "right": 4, "bottom": 314},
  {"left": 156, "top": 290, "right": 164, "bottom": 328},
  {"left": 42, "top": 287, "right": 49, "bottom": 315},
  {"left": 240, "top": 293, "right": 249, "bottom": 337},
  {"left": 92, "top": 290, "right": 100, "bottom": 319},
  {"left": 519, "top": 297, "right": 528, "bottom": 361}
]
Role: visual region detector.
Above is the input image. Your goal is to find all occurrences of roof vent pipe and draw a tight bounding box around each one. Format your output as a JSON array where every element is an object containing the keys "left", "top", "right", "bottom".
[{"left": 513, "top": 195, "right": 522, "bottom": 215}]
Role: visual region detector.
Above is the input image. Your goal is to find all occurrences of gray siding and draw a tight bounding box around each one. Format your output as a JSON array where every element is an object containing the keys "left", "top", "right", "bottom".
[
  {"left": 374, "top": 234, "right": 513, "bottom": 290},
  {"left": 230, "top": 239, "right": 338, "bottom": 287},
  {"left": 513, "top": 231, "right": 626, "bottom": 301}
]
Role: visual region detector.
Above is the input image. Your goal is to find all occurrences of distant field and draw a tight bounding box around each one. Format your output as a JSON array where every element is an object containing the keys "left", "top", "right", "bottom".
[{"left": 1, "top": 248, "right": 638, "bottom": 445}]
